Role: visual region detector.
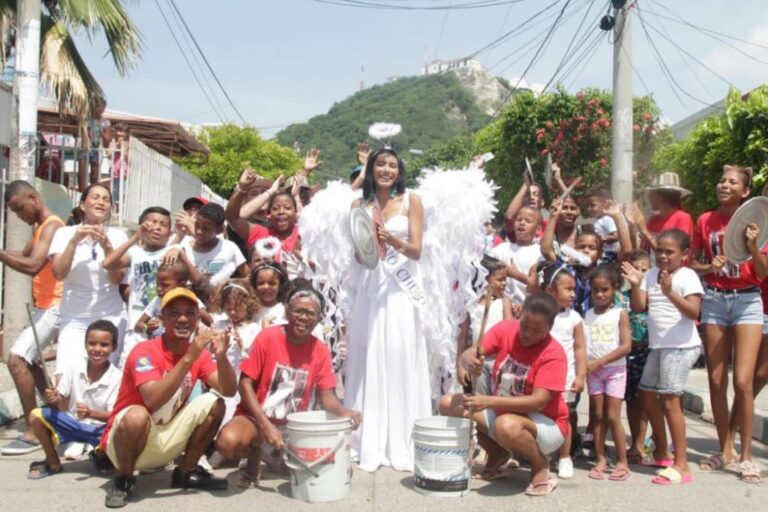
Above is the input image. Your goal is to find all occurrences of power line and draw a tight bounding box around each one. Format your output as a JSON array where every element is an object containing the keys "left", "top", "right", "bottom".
[
  {"left": 492, "top": 0, "right": 575, "bottom": 116},
  {"left": 166, "top": 0, "right": 248, "bottom": 125},
  {"left": 164, "top": 0, "right": 230, "bottom": 121},
  {"left": 635, "top": 3, "right": 712, "bottom": 108},
  {"left": 312, "top": 0, "right": 527, "bottom": 10},
  {"left": 470, "top": 0, "right": 563, "bottom": 58},
  {"left": 541, "top": 0, "right": 601, "bottom": 92},
  {"left": 153, "top": 0, "right": 226, "bottom": 123},
  {"left": 563, "top": 30, "right": 605, "bottom": 90},
  {"left": 433, "top": 0, "right": 452, "bottom": 60}
]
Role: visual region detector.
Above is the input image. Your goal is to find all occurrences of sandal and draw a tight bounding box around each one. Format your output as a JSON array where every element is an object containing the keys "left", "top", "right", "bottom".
[
  {"left": 609, "top": 466, "right": 631, "bottom": 481},
  {"left": 27, "top": 460, "right": 63, "bottom": 480},
  {"left": 237, "top": 471, "right": 260, "bottom": 489},
  {"left": 651, "top": 467, "right": 693, "bottom": 485},
  {"left": 588, "top": 466, "right": 606, "bottom": 480},
  {"left": 738, "top": 461, "right": 762, "bottom": 484},
  {"left": 699, "top": 452, "right": 737, "bottom": 471},
  {"left": 627, "top": 451, "right": 643, "bottom": 465},
  {"left": 640, "top": 455, "right": 674, "bottom": 468},
  {"left": 473, "top": 466, "right": 517, "bottom": 481},
  {"left": 524, "top": 477, "right": 557, "bottom": 497}
]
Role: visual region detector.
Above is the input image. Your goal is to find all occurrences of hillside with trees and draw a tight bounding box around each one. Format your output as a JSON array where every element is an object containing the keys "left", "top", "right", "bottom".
[{"left": 276, "top": 72, "right": 496, "bottom": 178}]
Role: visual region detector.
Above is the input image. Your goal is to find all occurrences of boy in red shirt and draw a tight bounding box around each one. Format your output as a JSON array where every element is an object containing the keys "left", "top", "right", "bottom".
[
  {"left": 440, "top": 292, "right": 567, "bottom": 497},
  {"left": 216, "top": 286, "right": 361, "bottom": 488}
]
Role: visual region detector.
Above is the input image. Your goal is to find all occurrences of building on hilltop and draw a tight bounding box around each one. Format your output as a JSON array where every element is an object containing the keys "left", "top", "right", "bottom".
[{"left": 422, "top": 56, "right": 483, "bottom": 76}]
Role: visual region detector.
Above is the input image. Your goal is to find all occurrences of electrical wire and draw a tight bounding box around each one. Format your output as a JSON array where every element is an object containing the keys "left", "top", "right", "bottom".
[
  {"left": 433, "top": 0, "right": 453, "bottom": 60},
  {"left": 153, "top": 0, "right": 226, "bottom": 123},
  {"left": 312, "top": 0, "right": 527, "bottom": 11},
  {"left": 167, "top": 0, "right": 248, "bottom": 125},
  {"left": 563, "top": 30, "right": 605, "bottom": 89},
  {"left": 492, "top": 0, "right": 575, "bottom": 116}
]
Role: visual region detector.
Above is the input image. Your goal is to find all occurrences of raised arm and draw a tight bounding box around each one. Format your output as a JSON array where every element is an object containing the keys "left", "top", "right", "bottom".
[
  {"left": 504, "top": 178, "right": 531, "bottom": 227},
  {"left": 540, "top": 199, "right": 562, "bottom": 262},
  {"left": 0, "top": 219, "right": 61, "bottom": 275},
  {"left": 621, "top": 261, "right": 648, "bottom": 312},
  {"left": 604, "top": 200, "right": 632, "bottom": 259}
]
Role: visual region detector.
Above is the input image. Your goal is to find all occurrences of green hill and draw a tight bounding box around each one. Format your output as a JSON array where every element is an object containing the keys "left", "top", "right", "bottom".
[{"left": 275, "top": 72, "right": 495, "bottom": 180}]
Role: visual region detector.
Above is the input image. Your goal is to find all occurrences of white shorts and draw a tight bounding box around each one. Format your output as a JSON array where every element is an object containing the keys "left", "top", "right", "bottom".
[
  {"left": 56, "top": 313, "right": 126, "bottom": 376},
  {"left": 10, "top": 305, "right": 60, "bottom": 364},
  {"left": 483, "top": 408, "right": 565, "bottom": 456}
]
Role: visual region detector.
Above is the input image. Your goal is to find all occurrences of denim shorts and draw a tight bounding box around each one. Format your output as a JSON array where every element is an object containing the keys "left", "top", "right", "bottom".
[
  {"left": 763, "top": 314, "right": 768, "bottom": 335},
  {"left": 482, "top": 408, "right": 565, "bottom": 456},
  {"left": 638, "top": 346, "right": 701, "bottom": 396},
  {"left": 700, "top": 289, "right": 763, "bottom": 327}
]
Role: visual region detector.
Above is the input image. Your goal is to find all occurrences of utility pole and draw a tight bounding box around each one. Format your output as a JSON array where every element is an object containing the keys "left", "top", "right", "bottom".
[
  {"left": 610, "top": 1, "right": 633, "bottom": 204},
  {"left": 3, "top": 0, "right": 40, "bottom": 360}
]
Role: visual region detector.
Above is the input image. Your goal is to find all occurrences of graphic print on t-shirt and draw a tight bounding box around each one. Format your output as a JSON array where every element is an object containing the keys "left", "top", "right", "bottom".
[
  {"left": 262, "top": 363, "right": 309, "bottom": 420},
  {"left": 132, "top": 259, "right": 160, "bottom": 309},
  {"left": 709, "top": 230, "right": 740, "bottom": 278},
  {"left": 589, "top": 322, "right": 616, "bottom": 345},
  {"left": 495, "top": 355, "right": 530, "bottom": 397},
  {"left": 151, "top": 371, "right": 194, "bottom": 425}
]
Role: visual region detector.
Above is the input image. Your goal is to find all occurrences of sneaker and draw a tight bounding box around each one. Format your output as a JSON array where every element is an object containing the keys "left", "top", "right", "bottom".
[
  {"left": 197, "top": 454, "right": 214, "bottom": 475},
  {"left": 64, "top": 442, "right": 86, "bottom": 460},
  {"left": 89, "top": 447, "right": 115, "bottom": 474},
  {"left": 105, "top": 475, "right": 136, "bottom": 508},
  {"left": 558, "top": 457, "right": 574, "bottom": 479},
  {"left": 2, "top": 436, "right": 41, "bottom": 455},
  {"left": 170, "top": 465, "right": 228, "bottom": 491}
]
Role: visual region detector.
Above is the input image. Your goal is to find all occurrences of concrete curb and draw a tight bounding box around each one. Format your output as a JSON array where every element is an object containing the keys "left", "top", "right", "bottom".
[
  {"left": 0, "top": 388, "right": 23, "bottom": 426},
  {"left": 683, "top": 386, "right": 768, "bottom": 445}
]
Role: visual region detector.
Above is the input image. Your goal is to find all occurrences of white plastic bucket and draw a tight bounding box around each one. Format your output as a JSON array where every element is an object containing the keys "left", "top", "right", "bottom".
[
  {"left": 412, "top": 416, "right": 471, "bottom": 497},
  {"left": 284, "top": 410, "right": 353, "bottom": 503}
]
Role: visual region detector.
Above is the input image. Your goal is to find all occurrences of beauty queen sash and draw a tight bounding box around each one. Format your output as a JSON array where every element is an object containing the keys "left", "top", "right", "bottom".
[{"left": 380, "top": 244, "right": 427, "bottom": 308}]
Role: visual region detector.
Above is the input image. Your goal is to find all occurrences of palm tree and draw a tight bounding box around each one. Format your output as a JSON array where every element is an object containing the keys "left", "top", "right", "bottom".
[{"left": 0, "top": 0, "right": 142, "bottom": 138}]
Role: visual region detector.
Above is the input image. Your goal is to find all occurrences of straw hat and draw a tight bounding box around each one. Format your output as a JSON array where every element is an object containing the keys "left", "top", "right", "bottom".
[{"left": 644, "top": 172, "right": 691, "bottom": 198}]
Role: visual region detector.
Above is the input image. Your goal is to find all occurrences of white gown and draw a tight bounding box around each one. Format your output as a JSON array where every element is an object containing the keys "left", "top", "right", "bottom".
[{"left": 343, "top": 194, "right": 432, "bottom": 472}]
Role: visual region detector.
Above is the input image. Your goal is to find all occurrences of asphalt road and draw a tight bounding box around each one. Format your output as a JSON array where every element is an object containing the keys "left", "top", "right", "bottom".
[{"left": 1, "top": 402, "right": 766, "bottom": 512}]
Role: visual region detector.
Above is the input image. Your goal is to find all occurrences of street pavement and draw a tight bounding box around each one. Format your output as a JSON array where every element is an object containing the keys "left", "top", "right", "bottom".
[{"left": 1, "top": 383, "right": 767, "bottom": 512}]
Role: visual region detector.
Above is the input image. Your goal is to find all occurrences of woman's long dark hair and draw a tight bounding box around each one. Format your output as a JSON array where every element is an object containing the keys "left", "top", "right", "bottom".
[{"left": 362, "top": 148, "right": 407, "bottom": 201}]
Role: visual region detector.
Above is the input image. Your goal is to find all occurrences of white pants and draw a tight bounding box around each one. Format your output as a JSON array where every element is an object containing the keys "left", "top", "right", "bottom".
[{"left": 10, "top": 305, "right": 61, "bottom": 364}]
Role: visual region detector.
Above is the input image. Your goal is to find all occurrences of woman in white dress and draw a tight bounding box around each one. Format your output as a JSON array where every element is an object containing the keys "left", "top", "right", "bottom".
[{"left": 344, "top": 148, "right": 432, "bottom": 472}]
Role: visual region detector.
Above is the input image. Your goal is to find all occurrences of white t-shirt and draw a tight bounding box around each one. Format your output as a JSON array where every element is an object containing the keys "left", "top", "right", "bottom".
[
  {"left": 182, "top": 238, "right": 245, "bottom": 286},
  {"left": 48, "top": 225, "right": 128, "bottom": 319},
  {"left": 56, "top": 358, "right": 122, "bottom": 425},
  {"left": 584, "top": 307, "right": 625, "bottom": 367},
  {"left": 212, "top": 315, "right": 261, "bottom": 370},
  {"left": 491, "top": 242, "right": 543, "bottom": 304},
  {"left": 594, "top": 215, "right": 619, "bottom": 253},
  {"left": 550, "top": 308, "right": 583, "bottom": 398},
  {"left": 125, "top": 244, "right": 176, "bottom": 327},
  {"left": 469, "top": 298, "right": 505, "bottom": 344},
  {"left": 641, "top": 267, "right": 703, "bottom": 350}
]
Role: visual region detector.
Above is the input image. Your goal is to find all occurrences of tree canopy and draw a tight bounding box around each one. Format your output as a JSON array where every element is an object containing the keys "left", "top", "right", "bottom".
[{"left": 178, "top": 124, "right": 302, "bottom": 197}]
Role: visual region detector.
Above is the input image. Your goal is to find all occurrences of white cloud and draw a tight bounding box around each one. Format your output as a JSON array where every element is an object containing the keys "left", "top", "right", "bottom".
[{"left": 703, "top": 19, "right": 768, "bottom": 84}]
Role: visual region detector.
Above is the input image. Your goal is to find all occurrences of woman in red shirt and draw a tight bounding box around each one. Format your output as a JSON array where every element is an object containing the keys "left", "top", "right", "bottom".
[
  {"left": 440, "top": 292, "right": 568, "bottom": 497},
  {"left": 215, "top": 285, "right": 361, "bottom": 488},
  {"left": 690, "top": 165, "right": 767, "bottom": 483},
  {"left": 628, "top": 172, "right": 693, "bottom": 255}
]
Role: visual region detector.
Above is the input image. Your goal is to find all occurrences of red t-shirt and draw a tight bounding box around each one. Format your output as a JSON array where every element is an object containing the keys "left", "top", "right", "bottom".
[
  {"left": 645, "top": 209, "right": 693, "bottom": 250},
  {"left": 236, "top": 326, "right": 336, "bottom": 425},
  {"left": 99, "top": 336, "right": 217, "bottom": 449},
  {"left": 247, "top": 224, "right": 299, "bottom": 253},
  {"left": 481, "top": 320, "right": 569, "bottom": 436},
  {"left": 692, "top": 210, "right": 762, "bottom": 290}
]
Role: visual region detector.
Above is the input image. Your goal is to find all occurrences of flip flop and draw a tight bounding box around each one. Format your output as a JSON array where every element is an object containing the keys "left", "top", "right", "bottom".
[
  {"left": 524, "top": 478, "right": 557, "bottom": 497},
  {"left": 641, "top": 455, "right": 674, "bottom": 468},
  {"left": 588, "top": 466, "right": 606, "bottom": 480},
  {"left": 473, "top": 466, "right": 517, "bottom": 481},
  {"left": 237, "top": 471, "right": 260, "bottom": 489},
  {"left": 651, "top": 467, "right": 693, "bottom": 485},
  {"left": 609, "top": 466, "right": 631, "bottom": 481},
  {"left": 27, "top": 460, "right": 63, "bottom": 480},
  {"left": 2, "top": 436, "right": 41, "bottom": 455}
]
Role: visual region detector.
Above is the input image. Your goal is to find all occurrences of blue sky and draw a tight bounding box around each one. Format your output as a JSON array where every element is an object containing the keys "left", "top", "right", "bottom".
[{"left": 74, "top": 0, "right": 768, "bottom": 137}]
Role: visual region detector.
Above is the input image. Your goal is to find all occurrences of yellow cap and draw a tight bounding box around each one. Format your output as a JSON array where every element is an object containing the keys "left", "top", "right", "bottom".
[{"left": 160, "top": 287, "right": 198, "bottom": 311}]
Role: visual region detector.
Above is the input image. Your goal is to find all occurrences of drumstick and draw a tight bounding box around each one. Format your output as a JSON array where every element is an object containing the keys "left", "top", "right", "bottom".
[
  {"left": 559, "top": 177, "right": 582, "bottom": 201},
  {"left": 25, "top": 303, "right": 53, "bottom": 389},
  {"left": 467, "top": 286, "right": 494, "bottom": 484}
]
